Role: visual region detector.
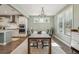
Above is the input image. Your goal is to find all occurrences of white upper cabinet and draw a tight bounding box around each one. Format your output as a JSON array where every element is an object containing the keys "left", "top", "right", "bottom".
[{"left": 18, "top": 16, "right": 26, "bottom": 24}]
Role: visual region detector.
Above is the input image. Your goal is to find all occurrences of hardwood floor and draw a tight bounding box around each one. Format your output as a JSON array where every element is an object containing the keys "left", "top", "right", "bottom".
[{"left": 0, "top": 37, "right": 26, "bottom": 54}]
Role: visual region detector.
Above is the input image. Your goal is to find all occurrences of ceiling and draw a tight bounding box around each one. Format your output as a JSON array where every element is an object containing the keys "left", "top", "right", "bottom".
[
  {"left": 0, "top": 4, "right": 21, "bottom": 15},
  {"left": 12, "top": 4, "right": 67, "bottom": 16},
  {"left": 0, "top": 4, "right": 67, "bottom": 16}
]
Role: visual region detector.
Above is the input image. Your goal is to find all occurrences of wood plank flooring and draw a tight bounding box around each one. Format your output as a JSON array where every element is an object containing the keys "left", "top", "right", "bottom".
[{"left": 0, "top": 37, "right": 26, "bottom": 54}]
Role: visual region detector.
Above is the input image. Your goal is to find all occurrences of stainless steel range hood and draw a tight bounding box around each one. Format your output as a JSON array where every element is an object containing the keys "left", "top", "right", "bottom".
[{"left": 10, "top": 15, "right": 16, "bottom": 23}]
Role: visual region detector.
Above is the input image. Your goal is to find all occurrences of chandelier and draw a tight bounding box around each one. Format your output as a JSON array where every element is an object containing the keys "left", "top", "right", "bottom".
[
  {"left": 39, "top": 7, "right": 46, "bottom": 17},
  {"left": 38, "top": 7, "right": 47, "bottom": 23}
]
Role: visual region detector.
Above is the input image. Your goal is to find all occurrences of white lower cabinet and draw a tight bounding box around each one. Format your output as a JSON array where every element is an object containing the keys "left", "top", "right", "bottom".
[{"left": 12, "top": 30, "right": 19, "bottom": 37}]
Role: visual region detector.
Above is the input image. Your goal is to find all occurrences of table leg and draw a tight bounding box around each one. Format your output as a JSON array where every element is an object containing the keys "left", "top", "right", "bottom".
[
  {"left": 35, "top": 40, "right": 38, "bottom": 48},
  {"left": 28, "top": 38, "right": 30, "bottom": 54},
  {"left": 49, "top": 38, "right": 51, "bottom": 54}
]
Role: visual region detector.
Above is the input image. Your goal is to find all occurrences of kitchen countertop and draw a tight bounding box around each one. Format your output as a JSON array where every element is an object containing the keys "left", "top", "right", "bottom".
[{"left": 0, "top": 30, "right": 12, "bottom": 33}]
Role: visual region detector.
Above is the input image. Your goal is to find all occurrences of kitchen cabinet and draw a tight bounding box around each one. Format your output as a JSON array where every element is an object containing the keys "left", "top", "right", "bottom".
[
  {"left": 0, "top": 30, "right": 12, "bottom": 45},
  {"left": 6, "top": 23, "right": 20, "bottom": 37},
  {"left": 18, "top": 16, "right": 25, "bottom": 24},
  {"left": 12, "top": 29, "right": 19, "bottom": 37},
  {"left": 18, "top": 16, "right": 27, "bottom": 36}
]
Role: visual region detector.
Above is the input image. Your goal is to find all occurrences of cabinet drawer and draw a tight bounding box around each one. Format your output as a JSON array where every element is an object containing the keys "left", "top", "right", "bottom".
[{"left": 71, "top": 40, "right": 79, "bottom": 51}]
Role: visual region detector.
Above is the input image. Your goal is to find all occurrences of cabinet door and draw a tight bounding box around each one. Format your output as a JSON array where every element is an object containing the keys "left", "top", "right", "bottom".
[
  {"left": 19, "top": 16, "right": 25, "bottom": 24},
  {"left": 12, "top": 30, "right": 19, "bottom": 37},
  {"left": 0, "top": 33, "right": 4, "bottom": 43}
]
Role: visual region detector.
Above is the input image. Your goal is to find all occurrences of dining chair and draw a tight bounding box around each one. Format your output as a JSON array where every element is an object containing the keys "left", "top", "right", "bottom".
[
  {"left": 42, "top": 40, "right": 49, "bottom": 48},
  {"left": 30, "top": 39, "right": 38, "bottom": 48}
]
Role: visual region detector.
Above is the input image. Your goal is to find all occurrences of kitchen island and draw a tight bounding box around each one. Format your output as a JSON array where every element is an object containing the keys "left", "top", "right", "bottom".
[{"left": 0, "top": 30, "right": 12, "bottom": 45}]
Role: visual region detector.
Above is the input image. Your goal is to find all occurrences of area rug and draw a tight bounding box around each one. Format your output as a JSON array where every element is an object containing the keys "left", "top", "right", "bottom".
[{"left": 11, "top": 38, "right": 66, "bottom": 54}]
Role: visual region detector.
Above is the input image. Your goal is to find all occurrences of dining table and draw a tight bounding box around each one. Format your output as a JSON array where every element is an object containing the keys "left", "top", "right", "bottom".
[{"left": 28, "top": 33, "right": 51, "bottom": 54}]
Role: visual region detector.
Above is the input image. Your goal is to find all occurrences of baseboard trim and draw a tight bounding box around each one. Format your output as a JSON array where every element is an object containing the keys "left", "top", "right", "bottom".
[
  {"left": 0, "top": 40, "right": 12, "bottom": 45},
  {"left": 0, "top": 42, "right": 7, "bottom": 45}
]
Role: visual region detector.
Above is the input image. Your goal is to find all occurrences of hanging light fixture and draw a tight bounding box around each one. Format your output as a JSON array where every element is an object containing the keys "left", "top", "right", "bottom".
[
  {"left": 39, "top": 7, "right": 46, "bottom": 17},
  {"left": 38, "top": 7, "right": 47, "bottom": 23}
]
